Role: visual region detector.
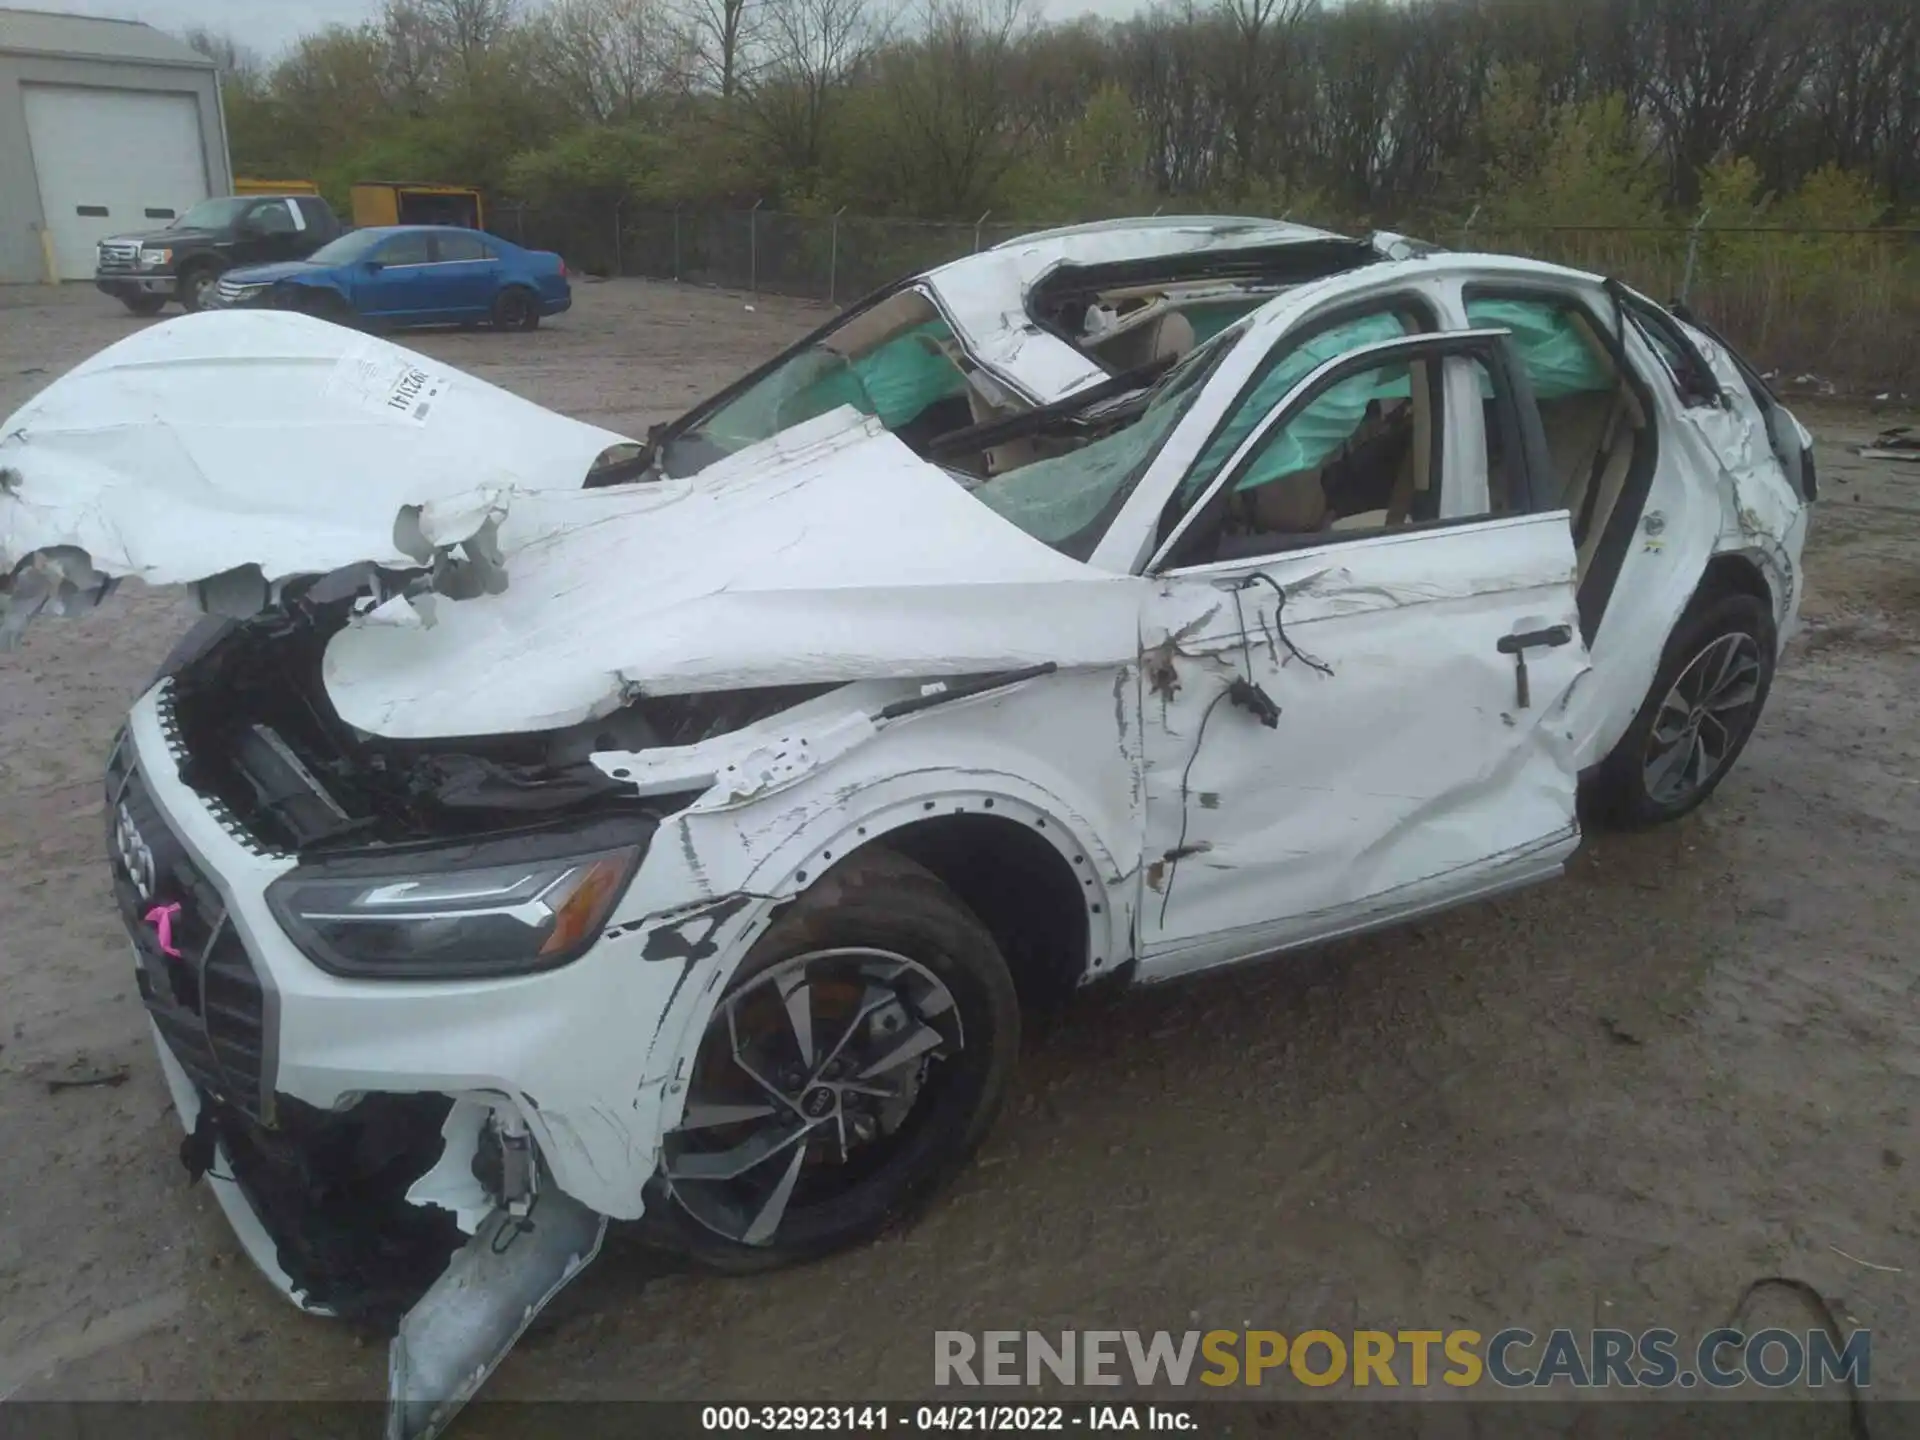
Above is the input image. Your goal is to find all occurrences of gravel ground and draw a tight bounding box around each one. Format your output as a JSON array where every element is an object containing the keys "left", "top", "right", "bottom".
[{"left": 1, "top": 280, "right": 1914, "bottom": 1413}]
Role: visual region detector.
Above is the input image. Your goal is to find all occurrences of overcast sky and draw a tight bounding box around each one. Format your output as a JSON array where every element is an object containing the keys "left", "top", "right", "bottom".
[{"left": 32, "top": 0, "right": 1147, "bottom": 59}]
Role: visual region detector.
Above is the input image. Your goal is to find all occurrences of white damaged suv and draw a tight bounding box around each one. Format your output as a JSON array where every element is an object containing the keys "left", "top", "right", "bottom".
[{"left": 0, "top": 219, "right": 1812, "bottom": 1435}]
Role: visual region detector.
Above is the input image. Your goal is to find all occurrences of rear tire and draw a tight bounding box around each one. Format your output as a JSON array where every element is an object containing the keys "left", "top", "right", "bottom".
[
  {"left": 119, "top": 295, "right": 166, "bottom": 317},
  {"left": 646, "top": 849, "right": 1020, "bottom": 1274},
  {"left": 491, "top": 286, "right": 540, "bottom": 332},
  {"left": 1585, "top": 588, "right": 1776, "bottom": 828}
]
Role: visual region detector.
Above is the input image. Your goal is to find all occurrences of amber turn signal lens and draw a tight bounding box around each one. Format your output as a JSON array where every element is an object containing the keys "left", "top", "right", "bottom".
[{"left": 539, "top": 853, "right": 631, "bottom": 956}]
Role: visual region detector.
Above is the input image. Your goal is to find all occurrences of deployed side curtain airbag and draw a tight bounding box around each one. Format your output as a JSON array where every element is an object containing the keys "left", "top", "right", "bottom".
[
  {"left": 851, "top": 321, "right": 969, "bottom": 428},
  {"left": 1181, "top": 311, "right": 1408, "bottom": 501},
  {"left": 1464, "top": 298, "right": 1613, "bottom": 399}
]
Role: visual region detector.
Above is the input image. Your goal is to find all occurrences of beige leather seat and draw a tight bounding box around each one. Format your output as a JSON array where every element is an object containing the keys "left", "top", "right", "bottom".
[
  {"left": 1248, "top": 467, "right": 1331, "bottom": 531},
  {"left": 1574, "top": 386, "right": 1647, "bottom": 575},
  {"left": 1086, "top": 310, "right": 1196, "bottom": 374}
]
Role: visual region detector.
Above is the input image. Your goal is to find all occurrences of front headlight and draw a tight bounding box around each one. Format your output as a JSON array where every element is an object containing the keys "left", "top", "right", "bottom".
[
  {"left": 268, "top": 835, "right": 644, "bottom": 980},
  {"left": 139, "top": 248, "right": 172, "bottom": 269}
]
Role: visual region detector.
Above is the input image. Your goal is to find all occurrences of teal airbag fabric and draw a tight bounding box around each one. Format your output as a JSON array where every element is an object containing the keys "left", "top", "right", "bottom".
[
  {"left": 1465, "top": 298, "right": 1612, "bottom": 399},
  {"left": 1181, "top": 312, "right": 1409, "bottom": 500}
]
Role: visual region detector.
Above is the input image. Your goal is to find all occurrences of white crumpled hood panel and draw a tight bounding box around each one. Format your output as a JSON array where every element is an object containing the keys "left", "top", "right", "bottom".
[
  {"left": 0, "top": 312, "right": 630, "bottom": 589},
  {"left": 323, "top": 412, "right": 1141, "bottom": 738},
  {"left": 0, "top": 312, "right": 1140, "bottom": 740}
]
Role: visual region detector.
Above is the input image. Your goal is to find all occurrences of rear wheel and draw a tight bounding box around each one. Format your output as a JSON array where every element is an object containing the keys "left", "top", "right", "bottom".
[
  {"left": 119, "top": 294, "right": 166, "bottom": 317},
  {"left": 178, "top": 262, "right": 223, "bottom": 313},
  {"left": 1586, "top": 589, "right": 1776, "bottom": 828},
  {"left": 649, "top": 850, "right": 1020, "bottom": 1272},
  {"left": 491, "top": 286, "right": 540, "bottom": 332}
]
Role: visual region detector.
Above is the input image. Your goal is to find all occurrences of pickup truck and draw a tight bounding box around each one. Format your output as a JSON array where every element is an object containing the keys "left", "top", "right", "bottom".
[{"left": 94, "top": 194, "right": 344, "bottom": 315}]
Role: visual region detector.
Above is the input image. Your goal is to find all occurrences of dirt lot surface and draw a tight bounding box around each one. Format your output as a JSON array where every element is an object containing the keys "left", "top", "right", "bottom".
[{"left": 1, "top": 280, "right": 1914, "bottom": 1413}]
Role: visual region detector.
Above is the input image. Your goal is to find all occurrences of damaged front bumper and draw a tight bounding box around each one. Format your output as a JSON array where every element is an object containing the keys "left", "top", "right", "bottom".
[{"left": 108, "top": 684, "right": 752, "bottom": 1437}]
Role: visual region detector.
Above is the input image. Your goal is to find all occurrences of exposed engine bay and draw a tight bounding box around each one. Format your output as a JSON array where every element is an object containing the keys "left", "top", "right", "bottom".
[{"left": 165, "top": 595, "right": 830, "bottom": 853}]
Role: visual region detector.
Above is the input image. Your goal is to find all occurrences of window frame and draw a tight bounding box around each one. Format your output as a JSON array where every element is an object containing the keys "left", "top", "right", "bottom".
[
  {"left": 1459, "top": 281, "right": 1646, "bottom": 515},
  {"left": 432, "top": 231, "right": 493, "bottom": 264},
  {"left": 372, "top": 232, "right": 434, "bottom": 268},
  {"left": 246, "top": 199, "right": 299, "bottom": 236},
  {"left": 654, "top": 281, "right": 987, "bottom": 453},
  {"left": 1149, "top": 326, "right": 1551, "bottom": 575},
  {"left": 292, "top": 197, "right": 330, "bottom": 233},
  {"left": 1146, "top": 292, "right": 1444, "bottom": 558},
  {"left": 1606, "top": 282, "right": 1725, "bottom": 410},
  {"left": 1462, "top": 276, "right": 1666, "bottom": 646}
]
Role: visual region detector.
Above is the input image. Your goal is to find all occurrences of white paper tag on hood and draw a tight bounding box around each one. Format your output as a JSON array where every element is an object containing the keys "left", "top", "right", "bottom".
[{"left": 324, "top": 340, "right": 453, "bottom": 425}]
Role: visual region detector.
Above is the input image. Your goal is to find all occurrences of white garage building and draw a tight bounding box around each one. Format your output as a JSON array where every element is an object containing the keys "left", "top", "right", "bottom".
[{"left": 0, "top": 7, "right": 231, "bottom": 284}]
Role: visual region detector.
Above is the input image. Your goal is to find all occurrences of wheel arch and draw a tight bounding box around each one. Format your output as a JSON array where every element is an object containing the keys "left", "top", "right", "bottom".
[
  {"left": 285, "top": 278, "right": 350, "bottom": 306},
  {"left": 1698, "top": 548, "right": 1784, "bottom": 644},
  {"left": 714, "top": 774, "right": 1134, "bottom": 1018},
  {"left": 854, "top": 813, "right": 1094, "bottom": 1022}
]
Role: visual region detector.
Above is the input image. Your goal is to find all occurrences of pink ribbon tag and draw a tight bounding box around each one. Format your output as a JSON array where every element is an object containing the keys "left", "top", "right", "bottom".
[{"left": 144, "top": 901, "right": 183, "bottom": 959}]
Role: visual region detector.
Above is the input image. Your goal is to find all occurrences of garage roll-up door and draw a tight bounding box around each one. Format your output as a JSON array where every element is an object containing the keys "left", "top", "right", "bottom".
[{"left": 25, "top": 85, "right": 210, "bottom": 281}]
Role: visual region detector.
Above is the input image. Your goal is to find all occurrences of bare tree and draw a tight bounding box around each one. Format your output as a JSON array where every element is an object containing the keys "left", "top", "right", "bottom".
[
  {"left": 381, "top": 0, "right": 445, "bottom": 112},
  {"left": 741, "top": 0, "right": 880, "bottom": 177},
  {"left": 1115, "top": 3, "right": 1232, "bottom": 195},
  {"left": 875, "top": 0, "right": 1035, "bottom": 215},
  {"left": 1637, "top": 0, "right": 1802, "bottom": 203},
  {"left": 678, "top": 0, "right": 759, "bottom": 99},
  {"left": 1216, "top": 0, "right": 1317, "bottom": 192},
  {"left": 532, "top": 0, "right": 671, "bottom": 122}
]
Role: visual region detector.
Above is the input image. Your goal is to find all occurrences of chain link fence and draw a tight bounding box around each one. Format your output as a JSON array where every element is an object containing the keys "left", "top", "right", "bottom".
[{"left": 490, "top": 202, "right": 1920, "bottom": 390}]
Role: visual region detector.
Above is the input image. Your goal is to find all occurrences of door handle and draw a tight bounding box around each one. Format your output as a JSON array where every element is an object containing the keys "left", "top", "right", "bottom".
[{"left": 1495, "top": 625, "right": 1573, "bottom": 709}]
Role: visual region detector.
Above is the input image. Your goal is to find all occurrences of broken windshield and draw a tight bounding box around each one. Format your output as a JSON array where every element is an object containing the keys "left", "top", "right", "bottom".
[
  {"left": 660, "top": 289, "right": 974, "bottom": 477},
  {"left": 966, "top": 324, "right": 1245, "bottom": 558}
]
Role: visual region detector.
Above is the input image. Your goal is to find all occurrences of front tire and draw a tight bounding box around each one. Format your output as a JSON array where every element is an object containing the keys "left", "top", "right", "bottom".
[
  {"left": 648, "top": 850, "right": 1020, "bottom": 1273},
  {"left": 1586, "top": 588, "right": 1776, "bottom": 828},
  {"left": 288, "top": 287, "right": 357, "bottom": 328},
  {"left": 177, "top": 261, "right": 223, "bottom": 313},
  {"left": 119, "top": 294, "right": 166, "bottom": 317}
]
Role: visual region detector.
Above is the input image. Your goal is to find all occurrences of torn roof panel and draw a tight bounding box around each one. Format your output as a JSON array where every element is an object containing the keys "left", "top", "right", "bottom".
[{"left": 922, "top": 219, "right": 1355, "bottom": 405}]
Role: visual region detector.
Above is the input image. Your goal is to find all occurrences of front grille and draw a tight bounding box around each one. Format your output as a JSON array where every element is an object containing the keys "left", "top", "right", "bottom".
[
  {"left": 98, "top": 241, "right": 140, "bottom": 271},
  {"left": 106, "top": 731, "right": 271, "bottom": 1121},
  {"left": 211, "top": 279, "right": 261, "bottom": 308}
]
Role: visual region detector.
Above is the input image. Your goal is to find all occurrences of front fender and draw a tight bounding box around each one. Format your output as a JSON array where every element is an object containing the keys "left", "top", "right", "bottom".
[
  {"left": 625, "top": 765, "right": 1132, "bottom": 1158},
  {"left": 281, "top": 277, "right": 351, "bottom": 307}
]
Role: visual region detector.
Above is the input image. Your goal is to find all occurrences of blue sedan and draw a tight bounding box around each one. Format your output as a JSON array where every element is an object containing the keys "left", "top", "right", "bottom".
[{"left": 207, "top": 225, "right": 571, "bottom": 331}]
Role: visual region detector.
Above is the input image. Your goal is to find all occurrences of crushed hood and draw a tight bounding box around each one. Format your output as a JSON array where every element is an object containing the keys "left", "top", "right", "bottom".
[
  {"left": 0, "top": 312, "right": 631, "bottom": 631},
  {"left": 323, "top": 411, "right": 1141, "bottom": 738},
  {"left": 2, "top": 312, "right": 1140, "bottom": 740}
]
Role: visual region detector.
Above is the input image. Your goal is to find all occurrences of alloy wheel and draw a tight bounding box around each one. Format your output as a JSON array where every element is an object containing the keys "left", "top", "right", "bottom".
[
  {"left": 1641, "top": 630, "right": 1764, "bottom": 807},
  {"left": 662, "top": 947, "right": 963, "bottom": 1247}
]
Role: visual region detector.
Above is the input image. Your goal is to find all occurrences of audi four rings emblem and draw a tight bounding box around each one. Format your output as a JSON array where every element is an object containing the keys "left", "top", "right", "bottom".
[{"left": 114, "top": 801, "right": 157, "bottom": 902}]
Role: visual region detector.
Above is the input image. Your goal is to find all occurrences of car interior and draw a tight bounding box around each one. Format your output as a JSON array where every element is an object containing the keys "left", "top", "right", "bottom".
[
  {"left": 1164, "top": 294, "right": 1654, "bottom": 571},
  {"left": 659, "top": 272, "right": 1655, "bottom": 579},
  {"left": 1466, "top": 295, "right": 1651, "bottom": 579}
]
